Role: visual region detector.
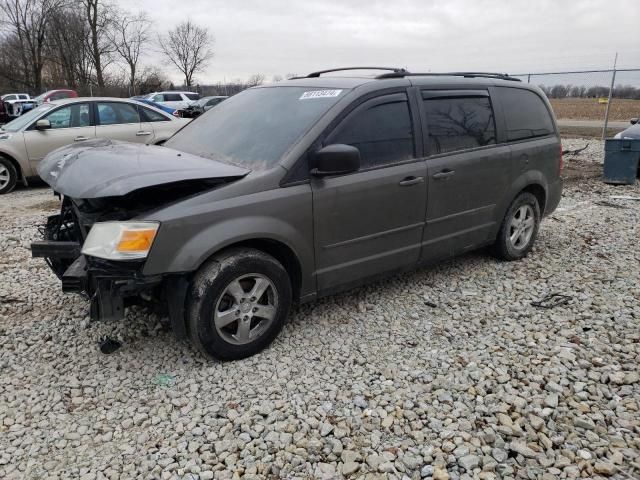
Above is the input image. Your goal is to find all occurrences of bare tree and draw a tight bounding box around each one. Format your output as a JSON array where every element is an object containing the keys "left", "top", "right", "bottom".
[
  {"left": 47, "top": 7, "right": 93, "bottom": 89},
  {"left": 109, "top": 11, "right": 151, "bottom": 92},
  {"left": 79, "top": 0, "right": 116, "bottom": 89},
  {"left": 158, "top": 20, "right": 213, "bottom": 87},
  {"left": 0, "top": 0, "right": 65, "bottom": 92},
  {"left": 246, "top": 73, "right": 265, "bottom": 87},
  {"left": 271, "top": 74, "right": 283, "bottom": 83}
]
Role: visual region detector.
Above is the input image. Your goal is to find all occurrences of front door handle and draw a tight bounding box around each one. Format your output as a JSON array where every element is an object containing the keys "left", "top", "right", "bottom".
[
  {"left": 399, "top": 176, "right": 424, "bottom": 186},
  {"left": 74, "top": 136, "right": 89, "bottom": 142},
  {"left": 432, "top": 169, "right": 455, "bottom": 180},
  {"left": 136, "top": 131, "right": 152, "bottom": 136}
]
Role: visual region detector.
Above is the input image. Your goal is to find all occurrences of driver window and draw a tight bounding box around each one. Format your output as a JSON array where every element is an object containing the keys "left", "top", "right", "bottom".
[
  {"left": 328, "top": 94, "right": 414, "bottom": 169},
  {"left": 43, "top": 103, "right": 91, "bottom": 129}
]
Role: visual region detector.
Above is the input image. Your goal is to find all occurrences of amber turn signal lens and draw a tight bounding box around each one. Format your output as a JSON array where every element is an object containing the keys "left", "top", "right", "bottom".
[{"left": 116, "top": 229, "right": 158, "bottom": 252}]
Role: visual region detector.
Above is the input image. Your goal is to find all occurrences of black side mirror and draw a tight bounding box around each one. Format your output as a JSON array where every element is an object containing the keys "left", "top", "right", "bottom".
[
  {"left": 311, "top": 144, "right": 360, "bottom": 177},
  {"left": 631, "top": 118, "right": 638, "bottom": 125}
]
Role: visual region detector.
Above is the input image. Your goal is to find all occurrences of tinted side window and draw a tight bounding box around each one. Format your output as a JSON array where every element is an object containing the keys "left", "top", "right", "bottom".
[
  {"left": 140, "top": 106, "right": 169, "bottom": 122},
  {"left": 498, "top": 88, "right": 554, "bottom": 141},
  {"left": 329, "top": 95, "right": 414, "bottom": 169},
  {"left": 44, "top": 103, "right": 91, "bottom": 129},
  {"left": 423, "top": 96, "right": 496, "bottom": 154},
  {"left": 97, "top": 102, "right": 140, "bottom": 125},
  {"left": 184, "top": 93, "right": 199, "bottom": 100},
  {"left": 164, "top": 93, "right": 182, "bottom": 102}
]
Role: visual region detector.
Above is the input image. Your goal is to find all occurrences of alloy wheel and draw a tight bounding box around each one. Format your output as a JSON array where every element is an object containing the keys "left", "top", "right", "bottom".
[
  {"left": 508, "top": 204, "right": 535, "bottom": 250},
  {"left": 0, "top": 164, "right": 10, "bottom": 190},
  {"left": 213, "top": 273, "right": 278, "bottom": 345}
]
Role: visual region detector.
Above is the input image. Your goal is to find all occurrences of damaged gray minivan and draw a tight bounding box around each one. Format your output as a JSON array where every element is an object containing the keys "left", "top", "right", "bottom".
[{"left": 32, "top": 68, "right": 563, "bottom": 360}]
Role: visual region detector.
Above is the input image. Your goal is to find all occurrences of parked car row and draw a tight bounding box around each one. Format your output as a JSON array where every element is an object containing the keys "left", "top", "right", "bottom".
[
  {"left": 1, "top": 89, "right": 227, "bottom": 125},
  {"left": 0, "top": 97, "right": 190, "bottom": 194},
  {"left": 0, "top": 90, "right": 78, "bottom": 123}
]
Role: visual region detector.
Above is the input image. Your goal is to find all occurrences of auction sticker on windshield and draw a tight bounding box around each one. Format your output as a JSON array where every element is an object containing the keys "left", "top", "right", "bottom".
[{"left": 299, "top": 90, "right": 343, "bottom": 100}]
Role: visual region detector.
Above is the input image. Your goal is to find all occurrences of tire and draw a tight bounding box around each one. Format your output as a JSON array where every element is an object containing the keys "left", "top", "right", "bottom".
[
  {"left": 187, "top": 248, "right": 292, "bottom": 360},
  {"left": 493, "top": 192, "right": 541, "bottom": 261},
  {"left": 0, "top": 156, "right": 18, "bottom": 195}
]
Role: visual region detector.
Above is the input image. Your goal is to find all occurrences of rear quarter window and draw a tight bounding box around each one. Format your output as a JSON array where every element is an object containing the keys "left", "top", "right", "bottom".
[{"left": 497, "top": 87, "right": 555, "bottom": 141}]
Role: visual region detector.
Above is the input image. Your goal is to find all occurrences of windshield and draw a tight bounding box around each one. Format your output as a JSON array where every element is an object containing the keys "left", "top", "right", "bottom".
[
  {"left": 1, "top": 104, "right": 54, "bottom": 132},
  {"left": 166, "top": 86, "right": 347, "bottom": 169}
]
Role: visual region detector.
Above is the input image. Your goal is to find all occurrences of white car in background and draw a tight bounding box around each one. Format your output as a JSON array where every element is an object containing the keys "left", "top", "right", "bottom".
[
  {"left": 145, "top": 91, "right": 200, "bottom": 110},
  {"left": 0, "top": 97, "right": 190, "bottom": 194},
  {"left": 1, "top": 93, "right": 36, "bottom": 118}
]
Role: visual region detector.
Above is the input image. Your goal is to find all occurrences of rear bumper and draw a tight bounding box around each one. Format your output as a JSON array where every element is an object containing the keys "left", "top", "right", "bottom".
[{"left": 545, "top": 177, "right": 563, "bottom": 216}]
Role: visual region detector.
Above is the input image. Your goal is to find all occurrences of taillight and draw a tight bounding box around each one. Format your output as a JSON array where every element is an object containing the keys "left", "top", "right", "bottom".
[
  {"left": 559, "top": 143, "right": 564, "bottom": 176},
  {"left": 172, "top": 110, "right": 179, "bottom": 117}
]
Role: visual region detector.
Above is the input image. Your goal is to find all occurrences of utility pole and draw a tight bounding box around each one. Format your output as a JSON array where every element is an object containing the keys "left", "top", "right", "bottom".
[{"left": 602, "top": 52, "right": 618, "bottom": 140}]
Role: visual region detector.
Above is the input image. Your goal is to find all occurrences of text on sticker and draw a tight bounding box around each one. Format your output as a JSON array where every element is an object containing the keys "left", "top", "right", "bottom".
[{"left": 299, "top": 90, "right": 343, "bottom": 100}]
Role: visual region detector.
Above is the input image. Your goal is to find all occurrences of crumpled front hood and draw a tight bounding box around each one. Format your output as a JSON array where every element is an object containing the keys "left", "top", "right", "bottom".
[{"left": 38, "top": 138, "right": 250, "bottom": 198}]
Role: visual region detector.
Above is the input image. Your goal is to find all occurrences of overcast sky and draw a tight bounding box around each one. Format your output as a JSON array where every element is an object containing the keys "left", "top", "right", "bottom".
[{"left": 128, "top": 0, "right": 640, "bottom": 84}]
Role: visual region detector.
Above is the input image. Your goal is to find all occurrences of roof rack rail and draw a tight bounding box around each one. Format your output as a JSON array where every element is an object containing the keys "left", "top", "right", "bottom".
[
  {"left": 293, "top": 67, "right": 408, "bottom": 79},
  {"left": 376, "top": 71, "right": 521, "bottom": 81}
]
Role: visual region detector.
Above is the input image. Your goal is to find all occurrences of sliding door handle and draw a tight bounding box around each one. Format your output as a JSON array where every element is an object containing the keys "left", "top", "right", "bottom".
[
  {"left": 399, "top": 176, "right": 424, "bottom": 186},
  {"left": 432, "top": 169, "right": 455, "bottom": 180}
]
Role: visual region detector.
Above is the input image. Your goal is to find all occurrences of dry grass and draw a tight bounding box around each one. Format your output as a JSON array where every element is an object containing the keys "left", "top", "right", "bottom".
[{"left": 550, "top": 98, "right": 640, "bottom": 121}]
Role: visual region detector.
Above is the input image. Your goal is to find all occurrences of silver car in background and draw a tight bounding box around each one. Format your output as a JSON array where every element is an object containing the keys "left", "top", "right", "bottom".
[{"left": 0, "top": 97, "right": 190, "bottom": 194}]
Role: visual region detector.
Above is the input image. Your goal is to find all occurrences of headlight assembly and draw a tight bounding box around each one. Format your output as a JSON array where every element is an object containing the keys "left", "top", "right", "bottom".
[{"left": 81, "top": 222, "right": 159, "bottom": 260}]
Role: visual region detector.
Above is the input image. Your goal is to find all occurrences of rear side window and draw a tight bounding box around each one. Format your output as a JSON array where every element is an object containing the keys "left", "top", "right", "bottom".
[
  {"left": 140, "top": 106, "right": 169, "bottom": 122},
  {"left": 51, "top": 92, "right": 71, "bottom": 100},
  {"left": 164, "top": 93, "right": 183, "bottom": 102},
  {"left": 97, "top": 102, "right": 140, "bottom": 125},
  {"left": 329, "top": 94, "right": 414, "bottom": 169},
  {"left": 423, "top": 96, "right": 496, "bottom": 154},
  {"left": 184, "top": 93, "right": 199, "bottom": 100},
  {"left": 498, "top": 88, "right": 554, "bottom": 141}
]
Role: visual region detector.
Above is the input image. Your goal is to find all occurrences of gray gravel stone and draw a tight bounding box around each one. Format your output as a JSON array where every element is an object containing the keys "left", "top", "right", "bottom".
[{"left": 1, "top": 143, "right": 638, "bottom": 480}]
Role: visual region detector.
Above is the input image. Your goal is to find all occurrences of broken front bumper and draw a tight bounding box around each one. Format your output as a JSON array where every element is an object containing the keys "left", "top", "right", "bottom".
[{"left": 31, "top": 241, "right": 163, "bottom": 322}]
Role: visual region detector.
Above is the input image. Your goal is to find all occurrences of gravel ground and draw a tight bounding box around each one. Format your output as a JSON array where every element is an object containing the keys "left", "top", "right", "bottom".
[{"left": 1, "top": 139, "right": 639, "bottom": 480}]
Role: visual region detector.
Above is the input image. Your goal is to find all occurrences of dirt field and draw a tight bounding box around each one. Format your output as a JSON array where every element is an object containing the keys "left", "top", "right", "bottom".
[{"left": 550, "top": 98, "right": 639, "bottom": 121}]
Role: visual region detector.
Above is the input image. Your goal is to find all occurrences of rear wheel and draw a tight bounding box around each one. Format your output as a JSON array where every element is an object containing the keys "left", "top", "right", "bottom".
[
  {"left": 493, "top": 192, "right": 540, "bottom": 260},
  {"left": 0, "top": 156, "right": 17, "bottom": 194},
  {"left": 188, "top": 248, "right": 292, "bottom": 360}
]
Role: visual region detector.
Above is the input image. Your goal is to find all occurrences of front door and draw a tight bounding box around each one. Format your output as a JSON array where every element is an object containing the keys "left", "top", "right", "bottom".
[
  {"left": 311, "top": 93, "right": 427, "bottom": 292},
  {"left": 419, "top": 90, "right": 512, "bottom": 261},
  {"left": 24, "top": 102, "right": 94, "bottom": 165}
]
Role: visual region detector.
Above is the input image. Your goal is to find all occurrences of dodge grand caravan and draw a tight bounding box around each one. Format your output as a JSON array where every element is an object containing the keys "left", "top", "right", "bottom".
[{"left": 31, "top": 67, "right": 563, "bottom": 360}]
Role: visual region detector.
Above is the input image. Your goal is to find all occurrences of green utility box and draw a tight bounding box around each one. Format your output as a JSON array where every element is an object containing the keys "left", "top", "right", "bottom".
[{"left": 604, "top": 139, "right": 640, "bottom": 185}]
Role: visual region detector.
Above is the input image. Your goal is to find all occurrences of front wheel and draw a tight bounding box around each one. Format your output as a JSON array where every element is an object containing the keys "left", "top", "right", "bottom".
[
  {"left": 188, "top": 248, "right": 292, "bottom": 360},
  {"left": 0, "top": 156, "right": 18, "bottom": 194},
  {"left": 493, "top": 192, "right": 541, "bottom": 260}
]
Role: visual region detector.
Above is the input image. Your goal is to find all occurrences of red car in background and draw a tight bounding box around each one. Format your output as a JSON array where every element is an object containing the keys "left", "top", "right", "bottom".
[{"left": 33, "top": 89, "right": 78, "bottom": 105}]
